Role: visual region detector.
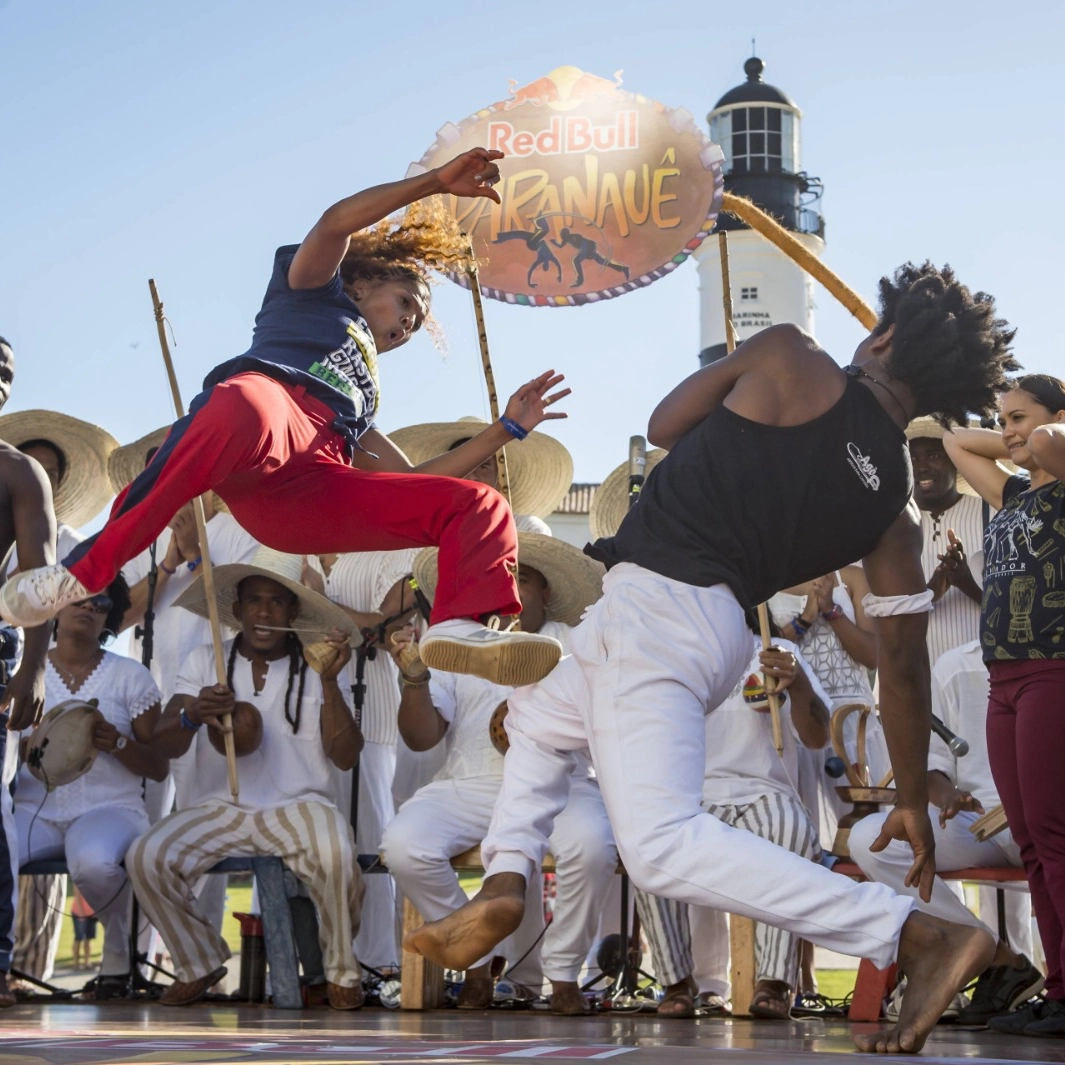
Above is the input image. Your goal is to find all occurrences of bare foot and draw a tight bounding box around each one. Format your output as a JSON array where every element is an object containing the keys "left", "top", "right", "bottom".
[
  {"left": 404, "top": 873, "right": 527, "bottom": 972},
  {"left": 550, "top": 980, "right": 589, "bottom": 1015},
  {"left": 853, "top": 912, "right": 994, "bottom": 1054}
]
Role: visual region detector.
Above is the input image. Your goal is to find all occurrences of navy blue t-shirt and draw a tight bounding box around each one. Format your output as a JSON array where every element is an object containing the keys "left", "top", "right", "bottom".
[{"left": 204, "top": 245, "right": 379, "bottom": 454}]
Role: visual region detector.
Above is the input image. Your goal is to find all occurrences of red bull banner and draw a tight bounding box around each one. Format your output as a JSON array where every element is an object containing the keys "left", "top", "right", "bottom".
[{"left": 415, "top": 67, "right": 725, "bottom": 306}]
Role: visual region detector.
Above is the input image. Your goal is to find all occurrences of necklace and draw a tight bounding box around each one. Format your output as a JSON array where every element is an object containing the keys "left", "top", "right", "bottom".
[
  {"left": 844, "top": 364, "right": 912, "bottom": 424},
  {"left": 50, "top": 649, "right": 102, "bottom": 691}
]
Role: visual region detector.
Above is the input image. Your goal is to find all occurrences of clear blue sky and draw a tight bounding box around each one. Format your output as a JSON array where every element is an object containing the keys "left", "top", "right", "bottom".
[{"left": 3, "top": 0, "right": 1062, "bottom": 521}]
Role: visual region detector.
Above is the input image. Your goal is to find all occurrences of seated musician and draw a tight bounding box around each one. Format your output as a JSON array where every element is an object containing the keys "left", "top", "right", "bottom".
[
  {"left": 15, "top": 573, "right": 165, "bottom": 999},
  {"left": 380, "top": 533, "right": 615, "bottom": 1014},
  {"left": 849, "top": 638, "right": 1041, "bottom": 1025},
  {"left": 126, "top": 548, "right": 365, "bottom": 1009}
]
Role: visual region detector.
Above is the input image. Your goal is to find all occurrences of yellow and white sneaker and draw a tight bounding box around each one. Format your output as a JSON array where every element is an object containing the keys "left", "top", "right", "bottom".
[
  {"left": 0, "top": 563, "right": 91, "bottom": 627},
  {"left": 420, "top": 617, "right": 562, "bottom": 687}
]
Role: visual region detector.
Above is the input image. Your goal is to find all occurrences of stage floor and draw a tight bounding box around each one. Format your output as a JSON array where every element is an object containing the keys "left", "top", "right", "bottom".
[{"left": 0, "top": 1004, "right": 1063, "bottom": 1065}]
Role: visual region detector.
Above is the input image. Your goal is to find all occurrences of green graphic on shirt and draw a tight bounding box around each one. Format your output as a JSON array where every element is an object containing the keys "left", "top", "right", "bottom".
[{"left": 308, "top": 360, "right": 356, "bottom": 398}]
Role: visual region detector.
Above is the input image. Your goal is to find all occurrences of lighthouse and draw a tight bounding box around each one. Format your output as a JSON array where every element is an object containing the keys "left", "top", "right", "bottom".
[{"left": 693, "top": 57, "right": 825, "bottom": 365}]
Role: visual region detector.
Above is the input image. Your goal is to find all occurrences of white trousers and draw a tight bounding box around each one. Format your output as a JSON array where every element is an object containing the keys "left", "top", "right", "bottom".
[
  {"left": 331, "top": 740, "right": 399, "bottom": 969},
  {"left": 487, "top": 564, "right": 914, "bottom": 970},
  {"left": 17, "top": 804, "right": 147, "bottom": 976},
  {"left": 127, "top": 801, "right": 363, "bottom": 986},
  {"left": 849, "top": 807, "right": 1033, "bottom": 957},
  {"left": 382, "top": 774, "right": 617, "bottom": 983}
]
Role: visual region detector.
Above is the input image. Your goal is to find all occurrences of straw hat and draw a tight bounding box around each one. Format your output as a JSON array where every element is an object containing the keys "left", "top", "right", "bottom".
[
  {"left": 108, "top": 425, "right": 171, "bottom": 493},
  {"left": 412, "top": 532, "right": 604, "bottom": 627},
  {"left": 175, "top": 546, "right": 358, "bottom": 640},
  {"left": 388, "top": 417, "right": 573, "bottom": 518},
  {"left": 0, "top": 410, "right": 118, "bottom": 528},
  {"left": 904, "top": 418, "right": 977, "bottom": 496},
  {"left": 589, "top": 449, "right": 669, "bottom": 541}
]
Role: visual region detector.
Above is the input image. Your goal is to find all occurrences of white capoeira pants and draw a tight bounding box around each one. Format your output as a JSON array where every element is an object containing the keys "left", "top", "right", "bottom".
[
  {"left": 486, "top": 564, "right": 915, "bottom": 970},
  {"left": 382, "top": 774, "right": 617, "bottom": 983},
  {"left": 849, "top": 807, "right": 1033, "bottom": 958},
  {"left": 636, "top": 794, "right": 821, "bottom": 989},
  {"left": 127, "top": 800, "right": 363, "bottom": 987},
  {"left": 16, "top": 805, "right": 147, "bottom": 976}
]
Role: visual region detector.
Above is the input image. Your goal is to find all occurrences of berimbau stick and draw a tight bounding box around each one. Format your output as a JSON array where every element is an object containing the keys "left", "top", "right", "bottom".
[
  {"left": 149, "top": 279, "right": 240, "bottom": 801},
  {"left": 465, "top": 236, "right": 513, "bottom": 509},
  {"left": 718, "top": 233, "right": 784, "bottom": 757}
]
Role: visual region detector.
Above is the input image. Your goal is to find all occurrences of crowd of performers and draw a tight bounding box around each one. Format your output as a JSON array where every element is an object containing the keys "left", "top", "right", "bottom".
[{"left": 0, "top": 148, "right": 1061, "bottom": 1053}]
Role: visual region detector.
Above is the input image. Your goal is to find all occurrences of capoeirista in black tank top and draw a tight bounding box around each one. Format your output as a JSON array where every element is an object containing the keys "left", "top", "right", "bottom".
[{"left": 588, "top": 374, "right": 912, "bottom": 609}]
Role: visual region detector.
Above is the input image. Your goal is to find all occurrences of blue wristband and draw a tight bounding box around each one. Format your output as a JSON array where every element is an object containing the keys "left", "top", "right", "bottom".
[
  {"left": 187, "top": 555, "right": 202, "bottom": 572},
  {"left": 180, "top": 710, "right": 202, "bottom": 731},
  {"left": 499, "top": 417, "right": 528, "bottom": 441}
]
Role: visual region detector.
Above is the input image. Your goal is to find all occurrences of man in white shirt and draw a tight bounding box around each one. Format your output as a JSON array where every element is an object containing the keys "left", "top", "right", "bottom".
[
  {"left": 849, "top": 639, "right": 1040, "bottom": 1025},
  {"left": 907, "top": 419, "right": 988, "bottom": 665},
  {"left": 381, "top": 533, "right": 613, "bottom": 1014},
  {"left": 126, "top": 549, "right": 365, "bottom": 1009}
]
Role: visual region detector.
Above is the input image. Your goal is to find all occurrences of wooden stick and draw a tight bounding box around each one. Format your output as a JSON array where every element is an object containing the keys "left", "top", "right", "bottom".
[
  {"left": 721, "top": 193, "right": 878, "bottom": 331},
  {"left": 718, "top": 233, "right": 784, "bottom": 757},
  {"left": 149, "top": 279, "right": 239, "bottom": 802},
  {"left": 464, "top": 237, "right": 512, "bottom": 508},
  {"left": 877, "top": 769, "right": 895, "bottom": 789}
]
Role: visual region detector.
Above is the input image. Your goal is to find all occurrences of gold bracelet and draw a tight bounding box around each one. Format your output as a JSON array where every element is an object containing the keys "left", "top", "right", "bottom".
[{"left": 399, "top": 670, "right": 431, "bottom": 689}]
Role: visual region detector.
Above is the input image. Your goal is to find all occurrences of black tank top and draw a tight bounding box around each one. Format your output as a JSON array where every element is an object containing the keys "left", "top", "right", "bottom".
[{"left": 588, "top": 374, "right": 912, "bottom": 608}]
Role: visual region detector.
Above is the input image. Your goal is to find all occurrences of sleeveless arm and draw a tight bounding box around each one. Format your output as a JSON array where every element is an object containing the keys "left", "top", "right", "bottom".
[
  {"left": 861, "top": 504, "right": 938, "bottom": 900},
  {"left": 1027, "top": 422, "right": 1065, "bottom": 481}
]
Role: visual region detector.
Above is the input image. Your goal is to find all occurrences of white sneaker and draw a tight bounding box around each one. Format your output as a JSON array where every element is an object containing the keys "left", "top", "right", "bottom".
[
  {"left": 0, "top": 564, "right": 91, "bottom": 627},
  {"left": 420, "top": 617, "right": 562, "bottom": 687}
]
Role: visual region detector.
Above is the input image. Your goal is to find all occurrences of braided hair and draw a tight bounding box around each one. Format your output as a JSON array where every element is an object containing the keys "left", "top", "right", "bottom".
[
  {"left": 226, "top": 633, "right": 308, "bottom": 734},
  {"left": 874, "top": 262, "right": 1020, "bottom": 426}
]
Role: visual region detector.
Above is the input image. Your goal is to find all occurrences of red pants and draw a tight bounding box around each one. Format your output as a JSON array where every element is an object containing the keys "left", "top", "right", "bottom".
[
  {"left": 65, "top": 373, "right": 520, "bottom": 624},
  {"left": 987, "top": 659, "right": 1065, "bottom": 999}
]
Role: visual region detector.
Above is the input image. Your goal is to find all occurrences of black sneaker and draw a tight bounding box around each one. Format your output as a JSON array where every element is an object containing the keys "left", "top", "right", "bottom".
[
  {"left": 1025, "top": 998, "right": 1065, "bottom": 1037},
  {"left": 956, "top": 956, "right": 1046, "bottom": 1026},
  {"left": 988, "top": 997, "right": 1055, "bottom": 1034}
]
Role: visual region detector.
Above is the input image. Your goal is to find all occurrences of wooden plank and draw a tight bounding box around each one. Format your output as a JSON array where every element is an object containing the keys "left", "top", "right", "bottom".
[
  {"left": 729, "top": 915, "right": 757, "bottom": 1017},
  {"left": 400, "top": 897, "right": 444, "bottom": 1011}
]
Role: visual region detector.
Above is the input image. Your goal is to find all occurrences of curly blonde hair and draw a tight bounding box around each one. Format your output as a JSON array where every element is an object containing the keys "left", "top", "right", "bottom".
[{"left": 340, "top": 196, "right": 475, "bottom": 347}]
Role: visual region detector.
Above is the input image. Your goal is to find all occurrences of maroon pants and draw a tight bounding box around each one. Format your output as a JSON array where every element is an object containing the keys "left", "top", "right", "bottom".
[
  {"left": 65, "top": 373, "right": 520, "bottom": 625},
  {"left": 987, "top": 658, "right": 1065, "bottom": 999}
]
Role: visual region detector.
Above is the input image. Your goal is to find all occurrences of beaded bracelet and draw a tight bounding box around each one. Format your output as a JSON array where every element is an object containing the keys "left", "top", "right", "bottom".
[
  {"left": 499, "top": 416, "right": 528, "bottom": 441},
  {"left": 821, "top": 604, "right": 844, "bottom": 622},
  {"left": 791, "top": 614, "right": 810, "bottom": 637}
]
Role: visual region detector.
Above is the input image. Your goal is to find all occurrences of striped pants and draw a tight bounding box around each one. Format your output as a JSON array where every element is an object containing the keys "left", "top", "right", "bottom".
[
  {"left": 637, "top": 793, "right": 822, "bottom": 989},
  {"left": 127, "top": 801, "right": 363, "bottom": 987}
]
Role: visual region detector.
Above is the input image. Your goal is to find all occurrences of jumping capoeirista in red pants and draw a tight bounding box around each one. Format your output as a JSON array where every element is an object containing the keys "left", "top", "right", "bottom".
[{"left": 0, "top": 148, "right": 569, "bottom": 689}]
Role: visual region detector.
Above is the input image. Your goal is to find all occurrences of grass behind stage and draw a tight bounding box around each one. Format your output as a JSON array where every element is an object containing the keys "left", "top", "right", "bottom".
[{"left": 54, "top": 875, "right": 860, "bottom": 1002}]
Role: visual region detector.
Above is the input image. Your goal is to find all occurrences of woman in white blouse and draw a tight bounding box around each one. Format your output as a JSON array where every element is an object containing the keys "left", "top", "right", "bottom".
[{"left": 15, "top": 574, "right": 165, "bottom": 998}]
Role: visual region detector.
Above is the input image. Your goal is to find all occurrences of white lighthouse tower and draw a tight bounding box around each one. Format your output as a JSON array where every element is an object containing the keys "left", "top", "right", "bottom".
[{"left": 693, "top": 57, "right": 825, "bottom": 365}]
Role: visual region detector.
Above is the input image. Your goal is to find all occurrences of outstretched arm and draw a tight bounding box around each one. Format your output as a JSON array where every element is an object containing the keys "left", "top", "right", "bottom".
[
  {"left": 861, "top": 504, "right": 937, "bottom": 902},
  {"left": 287, "top": 149, "right": 504, "bottom": 291},
  {"left": 942, "top": 427, "right": 1011, "bottom": 509},
  {"left": 360, "top": 370, "right": 571, "bottom": 478},
  {"left": 1, "top": 451, "right": 56, "bottom": 730}
]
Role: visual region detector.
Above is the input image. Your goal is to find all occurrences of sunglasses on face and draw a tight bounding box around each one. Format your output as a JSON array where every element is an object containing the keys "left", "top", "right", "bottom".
[{"left": 73, "top": 596, "right": 113, "bottom": 615}]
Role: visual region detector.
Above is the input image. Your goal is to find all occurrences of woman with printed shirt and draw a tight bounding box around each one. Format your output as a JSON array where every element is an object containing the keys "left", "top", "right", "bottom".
[{"left": 945, "top": 373, "right": 1065, "bottom": 1037}]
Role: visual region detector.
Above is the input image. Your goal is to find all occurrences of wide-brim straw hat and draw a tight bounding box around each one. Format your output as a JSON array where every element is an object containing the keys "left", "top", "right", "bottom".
[
  {"left": 175, "top": 546, "right": 359, "bottom": 641},
  {"left": 412, "top": 531, "right": 604, "bottom": 627},
  {"left": 388, "top": 417, "right": 573, "bottom": 518},
  {"left": 0, "top": 410, "right": 118, "bottom": 528},
  {"left": 904, "top": 417, "right": 978, "bottom": 496},
  {"left": 109, "top": 424, "right": 230, "bottom": 515},
  {"left": 108, "top": 425, "right": 171, "bottom": 493},
  {"left": 589, "top": 449, "right": 668, "bottom": 541}
]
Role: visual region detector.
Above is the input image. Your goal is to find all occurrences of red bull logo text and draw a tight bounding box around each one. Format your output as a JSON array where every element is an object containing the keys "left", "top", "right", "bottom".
[
  {"left": 417, "top": 67, "right": 724, "bottom": 306},
  {"left": 487, "top": 112, "right": 639, "bottom": 157}
]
